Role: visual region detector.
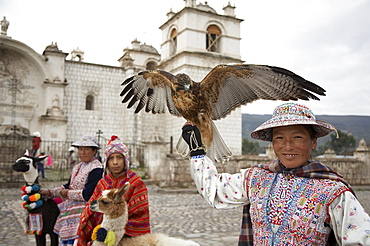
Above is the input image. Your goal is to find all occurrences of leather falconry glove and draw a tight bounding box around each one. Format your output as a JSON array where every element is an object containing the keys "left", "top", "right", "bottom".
[{"left": 182, "top": 123, "right": 206, "bottom": 157}]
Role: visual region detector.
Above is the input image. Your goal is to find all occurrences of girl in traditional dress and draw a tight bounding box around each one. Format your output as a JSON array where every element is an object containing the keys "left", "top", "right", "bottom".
[{"left": 77, "top": 136, "right": 150, "bottom": 246}]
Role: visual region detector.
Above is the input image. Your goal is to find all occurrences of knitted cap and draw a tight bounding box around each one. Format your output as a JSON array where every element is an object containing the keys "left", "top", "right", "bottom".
[
  {"left": 104, "top": 136, "right": 130, "bottom": 170},
  {"left": 251, "top": 103, "right": 336, "bottom": 142}
]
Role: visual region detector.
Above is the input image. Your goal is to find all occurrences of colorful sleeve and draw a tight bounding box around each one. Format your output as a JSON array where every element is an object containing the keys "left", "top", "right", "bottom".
[
  {"left": 124, "top": 176, "right": 150, "bottom": 236},
  {"left": 49, "top": 185, "right": 65, "bottom": 198},
  {"left": 329, "top": 191, "right": 370, "bottom": 244},
  {"left": 190, "top": 155, "right": 248, "bottom": 209}
]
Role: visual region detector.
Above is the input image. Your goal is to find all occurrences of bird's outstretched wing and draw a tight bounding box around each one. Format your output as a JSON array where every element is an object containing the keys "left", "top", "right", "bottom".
[
  {"left": 120, "top": 70, "right": 181, "bottom": 116},
  {"left": 200, "top": 64, "right": 326, "bottom": 120}
]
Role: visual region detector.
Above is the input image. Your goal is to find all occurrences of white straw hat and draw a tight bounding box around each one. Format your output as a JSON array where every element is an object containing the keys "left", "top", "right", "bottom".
[
  {"left": 71, "top": 135, "right": 100, "bottom": 148},
  {"left": 251, "top": 103, "right": 336, "bottom": 141}
]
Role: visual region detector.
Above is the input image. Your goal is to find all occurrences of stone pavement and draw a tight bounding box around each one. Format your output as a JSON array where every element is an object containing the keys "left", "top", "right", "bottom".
[{"left": 1, "top": 183, "right": 369, "bottom": 246}]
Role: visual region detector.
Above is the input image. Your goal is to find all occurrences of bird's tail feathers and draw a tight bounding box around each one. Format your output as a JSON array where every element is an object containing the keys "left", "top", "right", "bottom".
[
  {"left": 207, "top": 121, "right": 232, "bottom": 163},
  {"left": 176, "top": 121, "right": 232, "bottom": 163},
  {"left": 176, "top": 136, "right": 190, "bottom": 158}
]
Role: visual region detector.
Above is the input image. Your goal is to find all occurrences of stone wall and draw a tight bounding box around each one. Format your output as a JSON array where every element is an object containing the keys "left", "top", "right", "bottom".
[
  {"left": 323, "top": 158, "right": 370, "bottom": 185},
  {"left": 145, "top": 139, "right": 370, "bottom": 187}
]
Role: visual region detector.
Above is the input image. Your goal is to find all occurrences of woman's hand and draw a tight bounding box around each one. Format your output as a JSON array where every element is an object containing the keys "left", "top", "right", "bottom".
[
  {"left": 60, "top": 189, "right": 69, "bottom": 198},
  {"left": 40, "top": 188, "right": 51, "bottom": 197}
]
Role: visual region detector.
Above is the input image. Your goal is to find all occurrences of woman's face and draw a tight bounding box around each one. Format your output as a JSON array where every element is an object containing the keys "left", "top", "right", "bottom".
[
  {"left": 78, "top": 146, "right": 97, "bottom": 163},
  {"left": 107, "top": 153, "right": 126, "bottom": 176},
  {"left": 272, "top": 125, "right": 317, "bottom": 169}
]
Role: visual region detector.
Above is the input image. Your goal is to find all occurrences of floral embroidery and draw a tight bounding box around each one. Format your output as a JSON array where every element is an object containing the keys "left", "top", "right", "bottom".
[{"left": 247, "top": 169, "right": 344, "bottom": 245}]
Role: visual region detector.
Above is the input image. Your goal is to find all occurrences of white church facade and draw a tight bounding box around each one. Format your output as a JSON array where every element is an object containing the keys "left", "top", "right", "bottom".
[{"left": 0, "top": 1, "right": 243, "bottom": 159}]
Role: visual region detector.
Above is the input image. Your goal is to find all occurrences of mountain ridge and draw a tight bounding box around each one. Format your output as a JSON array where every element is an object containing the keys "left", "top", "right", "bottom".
[{"left": 242, "top": 114, "right": 370, "bottom": 148}]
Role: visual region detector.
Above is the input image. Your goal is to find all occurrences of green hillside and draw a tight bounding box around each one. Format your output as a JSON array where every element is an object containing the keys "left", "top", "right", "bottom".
[{"left": 242, "top": 114, "right": 370, "bottom": 150}]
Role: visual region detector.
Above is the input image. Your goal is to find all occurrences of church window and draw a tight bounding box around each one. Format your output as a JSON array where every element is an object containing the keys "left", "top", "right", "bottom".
[
  {"left": 206, "top": 25, "right": 221, "bottom": 52},
  {"left": 146, "top": 61, "right": 157, "bottom": 70},
  {"left": 170, "top": 28, "right": 177, "bottom": 56},
  {"left": 85, "top": 95, "right": 94, "bottom": 110}
]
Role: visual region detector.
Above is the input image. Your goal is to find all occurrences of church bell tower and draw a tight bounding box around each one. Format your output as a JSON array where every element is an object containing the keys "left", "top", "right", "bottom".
[
  {"left": 159, "top": 1, "right": 243, "bottom": 79},
  {"left": 156, "top": 1, "right": 244, "bottom": 155}
]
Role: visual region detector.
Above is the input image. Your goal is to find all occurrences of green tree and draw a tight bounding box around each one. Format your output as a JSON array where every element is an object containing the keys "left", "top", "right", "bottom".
[
  {"left": 242, "top": 138, "right": 259, "bottom": 155},
  {"left": 315, "top": 130, "right": 356, "bottom": 156}
]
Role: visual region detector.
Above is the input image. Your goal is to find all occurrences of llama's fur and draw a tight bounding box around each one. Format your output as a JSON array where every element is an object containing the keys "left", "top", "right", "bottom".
[
  {"left": 12, "top": 150, "right": 60, "bottom": 246},
  {"left": 90, "top": 183, "right": 200, "bottom": 246}
]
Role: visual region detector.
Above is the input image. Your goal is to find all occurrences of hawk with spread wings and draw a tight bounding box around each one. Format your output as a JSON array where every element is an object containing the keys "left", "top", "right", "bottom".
[{"left": 120, "top": 64, "right": 326, "bottom": 162}]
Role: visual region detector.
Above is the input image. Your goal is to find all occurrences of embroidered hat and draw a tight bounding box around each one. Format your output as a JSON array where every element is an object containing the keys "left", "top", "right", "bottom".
[
  {"left": 251, "top": 103, "right": 336, "bottom": 141},
  {"left": 104, "top": 136, "right": 130, "bottom": 170},
  {"left": 71, "top": 135, "right": 100, "bottom": 148}
]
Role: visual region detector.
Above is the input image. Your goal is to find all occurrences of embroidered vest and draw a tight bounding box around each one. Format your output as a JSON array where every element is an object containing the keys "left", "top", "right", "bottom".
[{"left": 246, "top": 167, "right": 350, "bottom": 245}]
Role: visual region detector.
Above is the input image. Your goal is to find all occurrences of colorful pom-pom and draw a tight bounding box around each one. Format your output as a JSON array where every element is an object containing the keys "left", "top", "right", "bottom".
[
  {"left": 35, "top": 200, "right": 42, "bottom": 208},
  {"left": 25, "top": 186, "right": 33, "bottom": 194},
  {"left": 96, "top": 227, "right": 108, "bottom": 242},
  {"left": 104, "top": 231, "right": 116, "bottom": 246},
  {"left": 107, "top": 135, "right": 119, "bottom": 146},
  {"left": 28, "top": 200, "right": 42, "bottom": 210},
  {"left": 20, "top": 184, "right": 44, "bottom": 210},
  {"left": 29, "top": 193, "right": 41, "bottom": 202},
  {"left": 32, "top": 185, "right": 40, "bottom": 192},
  {"left": 91, "top": 225, "right": 101, "bottom": 241}
]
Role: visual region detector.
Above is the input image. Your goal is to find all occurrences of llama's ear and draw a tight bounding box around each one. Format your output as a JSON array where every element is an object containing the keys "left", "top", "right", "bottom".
[
  {"left": 24, "top": 149, "right": 30, "bottom": 157},
  {"left": 114, "top": 182, "right": 130, "bottom": 203},
  {"left": 123, "top": 182, "right": 130, "bottom": 193},
  {"left": 35, "top": 155, "right": 48, "bottom": 162}
]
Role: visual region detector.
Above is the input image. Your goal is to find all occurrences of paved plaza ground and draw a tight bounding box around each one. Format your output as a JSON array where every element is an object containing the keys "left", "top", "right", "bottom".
[{"left": 1, "top": 183, "right": 369, "bottom": 246}]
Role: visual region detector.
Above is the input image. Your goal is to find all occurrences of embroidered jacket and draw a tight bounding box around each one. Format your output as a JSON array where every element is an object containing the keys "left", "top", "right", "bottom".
[
  {"left": 190, "top": 155, "right": 370, "bottom": 245},
  {"left": 50, "top": 159, "right": 103, "bottom": 241},
  {"left": 246, "top": 167, "right": 349, "bottom": 245}
]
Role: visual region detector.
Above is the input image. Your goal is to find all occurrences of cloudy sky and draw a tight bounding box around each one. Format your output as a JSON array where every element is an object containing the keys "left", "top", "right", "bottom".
[{"left": 1, "top": 0, "right": 369, "bottom": 116}]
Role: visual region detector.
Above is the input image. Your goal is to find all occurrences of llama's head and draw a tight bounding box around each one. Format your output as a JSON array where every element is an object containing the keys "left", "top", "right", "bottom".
[
  {"left": 12, "top": 150, "right": 47, "bottom": 183},
  {"left": 90, "top": 182, "right": 130, "bottom": 219}
]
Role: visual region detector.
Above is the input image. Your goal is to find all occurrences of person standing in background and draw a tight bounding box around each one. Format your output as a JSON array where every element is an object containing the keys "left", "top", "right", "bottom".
[
  {"left": 31, "top": 131, "right": 42, "bottom": 157},
  {"left": 37, "top": 151, "right": 46, "bottom": 179},
  {"left": 68, "top": 147, "right": 77, "bottom": 169}
]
